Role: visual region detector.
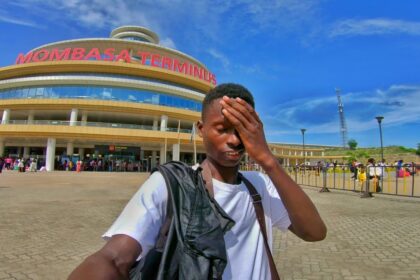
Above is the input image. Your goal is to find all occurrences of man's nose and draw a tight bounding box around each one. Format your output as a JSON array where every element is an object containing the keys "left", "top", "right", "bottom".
[{"left": 227, "top": 130, "right": 242, "bottom": 146}]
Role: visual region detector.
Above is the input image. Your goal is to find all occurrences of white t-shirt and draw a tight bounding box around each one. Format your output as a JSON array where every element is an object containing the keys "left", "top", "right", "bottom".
[{"left": 103, "top": 171, "right": 291, "bottom": 280}]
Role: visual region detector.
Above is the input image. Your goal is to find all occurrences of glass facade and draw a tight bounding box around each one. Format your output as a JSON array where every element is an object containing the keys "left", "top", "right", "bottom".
[
  {"left": 120, "top": 36, "right": 150, "bottom": 42},
  {"left": 0, "top": 85, "right": 202, "bottom": 112}
]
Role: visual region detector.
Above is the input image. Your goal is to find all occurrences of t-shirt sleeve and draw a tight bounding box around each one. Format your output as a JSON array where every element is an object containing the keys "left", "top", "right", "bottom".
[
  {"left": 260, "top": 173, "right": 291, "bottom": 231},
  {"left": 102, "top": 171, "right": 168, "bottom": 258}
]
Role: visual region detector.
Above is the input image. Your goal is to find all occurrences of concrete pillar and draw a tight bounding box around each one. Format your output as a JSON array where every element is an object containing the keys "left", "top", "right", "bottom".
[
  {"left": 23, "top": 147, "right": 30, "bottom": 158},
  {"left": 70, "top": 108, "right": 78, "bottom": 126},
  {"left": 81, "top": 113, "right": 88, "bottom": 126},
  {"left": 1, "top": 109, "right": 10, "bottom": 124},
  {"left": 172, "top": 143, "right": 180, "bottom": 161},
  {"left": 17, "top": 147, "right": 22, "bottom": 157},
  {"left": 78, "top": 148, "right": 84, "bottom": 160},
  {"left": 140, "top": 149, "right": 145, "bottom": 160},
  {"left": 160, "top": 145, "right": 166, "bottom": 165},
  {"left": 151, "top": 150, "right": 157, "bottom": 169},
  {"left": 28, "top": 111, "right": 34, "bottom": 124},
  {"left": 322, "top": 151, "right": 325, "bottom": 156},
  {"left": 46, "top": 138, "right": 56, "bottom": 171},
  {"left": 160, "top": 115, "right": 168, "bottom": 131},
  {"left": 0, "top": 139, "right": 4, "bottom": 156},
  {"left": 152, "top": 119, "right": 158, "bottom": 131},
  {"left": 67, "top": 142, "right": 74, "bottom": 156}
]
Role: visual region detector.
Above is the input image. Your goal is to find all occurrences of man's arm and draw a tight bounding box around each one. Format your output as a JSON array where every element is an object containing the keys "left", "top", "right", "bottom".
[
  {"left": 220, "top": 96, "right": 327, "bottom": 241},
  {"left": 68, "top": 234, "right": 141, "bottom": 280}
]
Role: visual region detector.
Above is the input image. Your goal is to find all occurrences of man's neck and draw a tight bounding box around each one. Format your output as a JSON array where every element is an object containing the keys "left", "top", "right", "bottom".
[{"left": 205, "top": 158, "right": 240, "bottom": 185}]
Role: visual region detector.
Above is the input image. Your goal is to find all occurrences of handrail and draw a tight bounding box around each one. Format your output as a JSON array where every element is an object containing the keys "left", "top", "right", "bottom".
[{"left": 1, "top": 119, "right": 193, "bottom": 133}]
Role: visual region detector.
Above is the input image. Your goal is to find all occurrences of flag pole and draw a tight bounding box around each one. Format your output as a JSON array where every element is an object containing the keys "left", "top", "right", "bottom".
[
  {"left": 177, "top": 120, "right": 181, "bottom": 146},
  {"left": 192, "top": 123, "right": 197, "bottom": 165}
]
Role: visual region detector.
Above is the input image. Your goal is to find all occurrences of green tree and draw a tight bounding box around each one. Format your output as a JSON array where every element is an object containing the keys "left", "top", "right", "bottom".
[
  {"left": 416, "top": 143, "right": 420, "bottom": 156},
  {"left": 348, "top": 139, "right": 358, "bottom": 150}
]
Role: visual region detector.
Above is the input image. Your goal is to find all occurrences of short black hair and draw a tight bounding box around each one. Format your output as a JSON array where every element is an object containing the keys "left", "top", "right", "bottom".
[{"left": 202, "top": 83, "right": 255, "bottom": 119}]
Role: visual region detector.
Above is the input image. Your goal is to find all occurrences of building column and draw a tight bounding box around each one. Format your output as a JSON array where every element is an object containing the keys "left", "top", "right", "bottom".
[
  {"left": 67, "top": 142, "right": 74, "bottom": 156},
  {"left": 46, "top": 138, "right": 56, "bottom": 171},
  {"left": 172, "top": 143, "right": 180, "bottom": 161},
  {"left": 151, "top": 150, "right": 157, "bottom": 169},
  {"left": 70, "top": 108, "right": 78, "bottom": 126},
  {"left": 160, "top": 115, "right": 168, "bottom": 131},
  {"left": 152, "top": 119, "right": 158, "bottom": 131},
  {"left": 81, "top": 112, "right": 88, "bottom": 126},
  {"left": 78, "top": 148, "right": 84, "bottom": 160},
  {"left": 0, "top": 139, "right": 4, "bottom": 156},
  {"left": 23, "top": 147, "right": 30, "bottom": 158},
  {"left": 140, "top": 149, "right": 145, "bottom": 161},
  {"left": 160, "top": 146, "right": 166, "bottom": 165},
  {"left": 28, "top": 111, "right": 34, "bottom": 124},
  {"left": 1, "top": 109, "right": 10, "bottom": 124}
]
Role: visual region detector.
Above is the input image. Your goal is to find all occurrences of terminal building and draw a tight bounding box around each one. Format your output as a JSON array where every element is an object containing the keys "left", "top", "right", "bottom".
[{"left": 0, "top": 26, "right": 329, "bottom": 171}]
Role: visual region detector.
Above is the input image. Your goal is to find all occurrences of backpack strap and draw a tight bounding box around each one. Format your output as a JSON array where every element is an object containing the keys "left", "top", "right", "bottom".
[
  {"left": 154, "top": 192, "right": 173, "bottom": 250},
  {"left": 239, "top": 173, "right": 281, "bottom": 280},
  {"left": 200, "top": 160, "right": 214, "bottom": 197},
  {"left": 200, "top": 160, "right": 280, "bottom": 279}
]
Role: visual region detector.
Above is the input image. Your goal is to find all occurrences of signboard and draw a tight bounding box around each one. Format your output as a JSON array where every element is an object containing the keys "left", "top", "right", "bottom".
[{"left": 15, "top": 47, "right": 216, "bottom": 85}]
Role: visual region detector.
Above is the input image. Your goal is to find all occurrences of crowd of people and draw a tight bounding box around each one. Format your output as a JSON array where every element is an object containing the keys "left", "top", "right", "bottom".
[
  {"left": 0, "top": 156, "right": 150, "bottom": 173},
  {"left": 0, "top": 157, "right": 42, "bottom": 173},
  {"left": 56, "top": 158, "right": 149, "bottom": 172}
]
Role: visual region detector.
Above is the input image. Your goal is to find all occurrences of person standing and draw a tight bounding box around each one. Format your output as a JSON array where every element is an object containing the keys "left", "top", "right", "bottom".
[
  {"left": 69, "top": 83, "right": 326, "bottom": 279},
  {"left": 76, "top": 159, "right": 83, "bottom": 172}
]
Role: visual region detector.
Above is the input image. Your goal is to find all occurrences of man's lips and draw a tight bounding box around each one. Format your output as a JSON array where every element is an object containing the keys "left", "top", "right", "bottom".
[{"left": 225, "top": 150, "right": 244, "bottom": 157}]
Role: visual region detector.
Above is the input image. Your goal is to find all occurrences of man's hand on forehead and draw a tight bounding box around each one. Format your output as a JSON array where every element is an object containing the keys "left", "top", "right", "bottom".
[
  {"left": 219, "top": 96, "right": 272, "bottom": 164},
  {"left": 219, "top": 96, "right": 261, "bottom": 125}
]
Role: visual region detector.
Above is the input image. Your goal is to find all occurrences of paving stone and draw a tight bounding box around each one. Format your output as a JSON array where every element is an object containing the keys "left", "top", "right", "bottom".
[{"left": 1, "top": 171, "right": 419, "bottom": 279}]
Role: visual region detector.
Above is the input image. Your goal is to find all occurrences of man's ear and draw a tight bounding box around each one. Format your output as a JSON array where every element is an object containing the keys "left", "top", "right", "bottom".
[{"left": 197, "top": 120, "right": 203, "bottom": 137}]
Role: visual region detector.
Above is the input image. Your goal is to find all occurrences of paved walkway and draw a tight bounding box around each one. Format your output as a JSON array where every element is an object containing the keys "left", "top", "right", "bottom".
[{"left": 0, "top": 171, "right": 419, "bottom": 279}]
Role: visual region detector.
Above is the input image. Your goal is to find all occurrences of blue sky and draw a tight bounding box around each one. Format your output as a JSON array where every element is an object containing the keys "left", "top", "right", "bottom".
[{"left": 1, "top": 0, "right": 419, "bottom": 148}]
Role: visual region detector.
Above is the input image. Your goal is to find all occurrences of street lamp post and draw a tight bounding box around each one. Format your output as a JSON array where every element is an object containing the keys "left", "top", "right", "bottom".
[
  {"left": 301, "top": 128, "right": 306, "bottom": 172},
  {"left": 375, "top": 116, "right": 384, "bottom": 163}
]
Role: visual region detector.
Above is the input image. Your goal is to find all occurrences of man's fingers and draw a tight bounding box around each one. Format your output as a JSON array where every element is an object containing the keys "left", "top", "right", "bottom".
[
  {"left": 235, "top": 97, "right": 262, "bottom": 124},
  {"left": 221, "top": 97, "right": 255, "bottom": 125},
  {"left": 220, "top": 101, "right": 255, "bottom": 132}
]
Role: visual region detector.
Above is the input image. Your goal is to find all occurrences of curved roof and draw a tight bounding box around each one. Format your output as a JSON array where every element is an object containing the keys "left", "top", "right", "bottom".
[{"left": 110, "top": 26, "right": 160, "bottom": 44}]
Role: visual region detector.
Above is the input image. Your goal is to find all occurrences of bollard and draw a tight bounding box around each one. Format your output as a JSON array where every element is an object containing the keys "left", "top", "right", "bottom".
[
  {"left": 360, "top": 175, "right": 373, "bottom": 198},
  {"left": 319, "top": 167, "right": 330, "bottom": 192}
]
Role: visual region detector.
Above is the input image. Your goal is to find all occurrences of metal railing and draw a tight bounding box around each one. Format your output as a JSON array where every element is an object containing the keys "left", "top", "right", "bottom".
[
  {"left": 286, "top": 164, "right": 419, "bottom": 198},
  {"left": 2, "top": 120, "right": 193, "bottom": 133}
]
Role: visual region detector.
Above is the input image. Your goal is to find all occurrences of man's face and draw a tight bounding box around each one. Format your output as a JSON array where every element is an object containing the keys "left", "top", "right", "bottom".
[{"left": 198, "top": 98, "right": 245, "bottom": 167}]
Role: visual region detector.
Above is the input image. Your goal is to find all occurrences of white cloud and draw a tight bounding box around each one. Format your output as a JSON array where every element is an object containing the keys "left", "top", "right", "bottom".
[
  {"left": 0, "top": 14, "right": 43, "bottom": 28},
  {"left": 329, "top": 18, "right": 420, "bottom": 37},
  {"left": 207, "top": 49, "right": 230, "bottom": 71},
  {"left": 160, "top": 37, "right": 177, "bottom": 49},
  {"left": 264, "top": 85, "right": 420, "bottom": 136},
  {"left": 6, "top": 0, "right": 320, "bottom": 39}
]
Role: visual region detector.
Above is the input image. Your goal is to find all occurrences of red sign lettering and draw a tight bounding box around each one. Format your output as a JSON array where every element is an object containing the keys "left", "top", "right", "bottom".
[{"left": 15, "top": 47, "right": 216, "bottom": 85}]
